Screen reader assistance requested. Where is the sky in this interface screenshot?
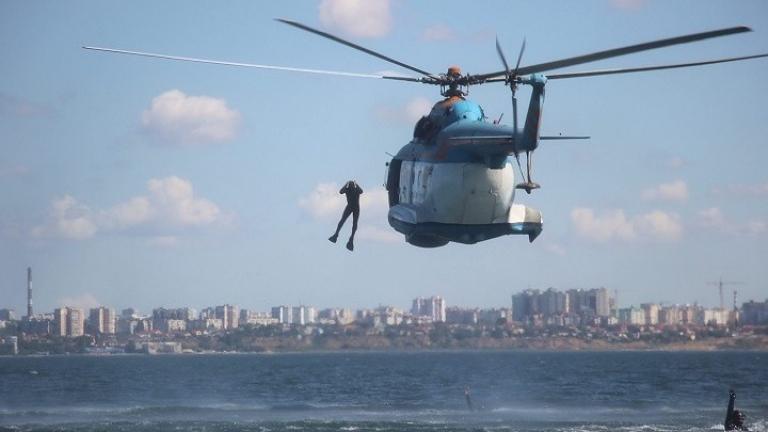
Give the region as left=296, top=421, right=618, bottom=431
left=1, top=0, right=767, bottom=315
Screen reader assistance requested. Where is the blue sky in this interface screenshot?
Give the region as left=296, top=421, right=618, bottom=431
left=1, top=0, right=767, bottom=315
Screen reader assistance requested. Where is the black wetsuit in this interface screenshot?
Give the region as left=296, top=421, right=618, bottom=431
left=464, top=388, right=473, bottom=411
left=725, top=391, right=749, bottom=431
left=331, top=181, right=363, bottom=249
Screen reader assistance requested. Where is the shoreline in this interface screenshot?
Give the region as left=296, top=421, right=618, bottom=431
left=7, top=344, right=768, bottom=357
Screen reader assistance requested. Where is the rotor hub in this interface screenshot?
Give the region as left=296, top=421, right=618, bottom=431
left=447, top=66, right=462, bottom=77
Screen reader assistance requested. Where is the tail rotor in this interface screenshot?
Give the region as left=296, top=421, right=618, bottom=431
left=497, top=37, right=539, bottom=193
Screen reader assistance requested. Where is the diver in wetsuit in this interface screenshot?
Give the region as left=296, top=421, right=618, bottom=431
left=464, top=386, right=474, bottom=411
left=329, top=180, right=363, bottom=251
left=725, top=389, right=749, bottom=431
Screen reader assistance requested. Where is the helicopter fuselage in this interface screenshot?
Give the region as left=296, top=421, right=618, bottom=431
left=386, top=90, right=545, bottom=248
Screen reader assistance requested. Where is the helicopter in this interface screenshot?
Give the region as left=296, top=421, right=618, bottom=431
left=84, top=21, right=768, bottom=248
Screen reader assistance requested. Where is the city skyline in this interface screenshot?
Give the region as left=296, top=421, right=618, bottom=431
left=1, top=1, right=767, bottom=313
left=3, top=278, right=763, bottom=321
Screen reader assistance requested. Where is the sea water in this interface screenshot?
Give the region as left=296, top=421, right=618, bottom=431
left=0, top=351, right=766, bottom=431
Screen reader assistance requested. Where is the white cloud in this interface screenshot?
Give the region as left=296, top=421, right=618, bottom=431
left=141, top=90, right=240, bottom=145
left=147, top=177, right=221, bottom=226
left=376, top=97, right=433, bottom=124
left=571, top=207, right=682, bottom=242
left=636, top=211, right=683, bottom=241
left=298, top=183, right=346, bottom=220
left=33, top=176, right=229, bottom=240
left=299, top=182, right=389, bottom=220
left=698, top=207, right=725, bottom=227
left=58, top=293, right=101, bottom=310
left=31, top=195, right=99, bottom=240
left=422, top=24, right=457, bottom=42
left=696, top=207, right=766, bottom=237
left=405, top=98, right=433, bottom=123
left=104, top=196, right=153, bottom=229
left=641, top=180, right=688, bottom=202
left=318, top=0, right=391, bottom=38
left=571, top=208, right=636, bottom=242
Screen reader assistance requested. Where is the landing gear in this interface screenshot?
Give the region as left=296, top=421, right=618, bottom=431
left=515, top=150, right=540, bottom=194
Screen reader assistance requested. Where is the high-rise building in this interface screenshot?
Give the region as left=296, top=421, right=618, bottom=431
left=593, top=288, right=611, bottom=317
left=291, top=306, right=306, bottom=325
left=446, top=307, right=478, bottom=325
left=741, top=300, right=768, bottom=325
left=153, top=307, right=196, bottom=330
left=215, top=305, right=239, bottom=329
left=89, top=307, right=116, bottom=334
left=567, top=289, right=590, bottom=316
left=68, top=308, right=84, bottom=337
left=428, top=297, right=445, bottom=322
left=271, top=305, right=292, bottom=324
left=512, top=290, right=535, bottom=322
left=215, top=305, right=229, bottom=328
left=680, top=305, right=699, bottom=325
left=239, top=309, right=250, bottom=325
left=411, top=296, right=446, bottom=322
left=618, top=307, right=646, bottom=325
left=640, top=303, right=660, bottom=325
left=318, top=308, right=354, bottom=324
left=0, top=309, right=16, bottom=321
left=199, top=307, right=216, bottom=320
left=161, top=319, right=187, bottom=333
left=55, top=307, right=84, bottom=337
left=660, top=305, right=681, bottom=325
left=540, top=288, right=568, bottom=316
left=303, top=306, right=316, bottom=324
left=121, top=308, right=139, bottom=319
left=54, top=308, right=68, bottom=336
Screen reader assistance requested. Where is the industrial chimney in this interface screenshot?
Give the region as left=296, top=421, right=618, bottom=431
left=27, top=267, right=32, bottom=319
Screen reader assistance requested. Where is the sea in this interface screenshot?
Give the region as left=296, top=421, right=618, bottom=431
left=0, top=351, right=766, bottom=432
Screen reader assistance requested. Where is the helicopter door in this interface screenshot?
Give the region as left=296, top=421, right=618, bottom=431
left=386, top=159, right=402, bottom=206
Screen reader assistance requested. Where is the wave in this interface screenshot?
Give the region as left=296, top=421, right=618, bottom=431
left=2, top=420, right=763, bottom=432
left=2, top=402, right=764, bottom=432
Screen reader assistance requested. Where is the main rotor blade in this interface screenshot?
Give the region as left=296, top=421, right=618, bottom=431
left=473, top=26, right=752, bottom=82
left=276, top=18, right=437, bottom=80
left=82, top=46, right=424, bottom=82
left=495, top=37, right=512, bottom=78
left=514, top=38, right=526, bottom=75
left=545, top=53, right=768, bottom=79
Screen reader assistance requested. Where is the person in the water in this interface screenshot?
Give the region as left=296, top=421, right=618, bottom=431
left=329, top=180, right=363, bottom=251
left=464, top=386, right=473, bottom=411
left=725, top=389, right=749, bottom=431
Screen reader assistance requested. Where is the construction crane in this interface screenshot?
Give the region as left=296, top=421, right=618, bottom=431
left=707, top=278, right=744, bottom=310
